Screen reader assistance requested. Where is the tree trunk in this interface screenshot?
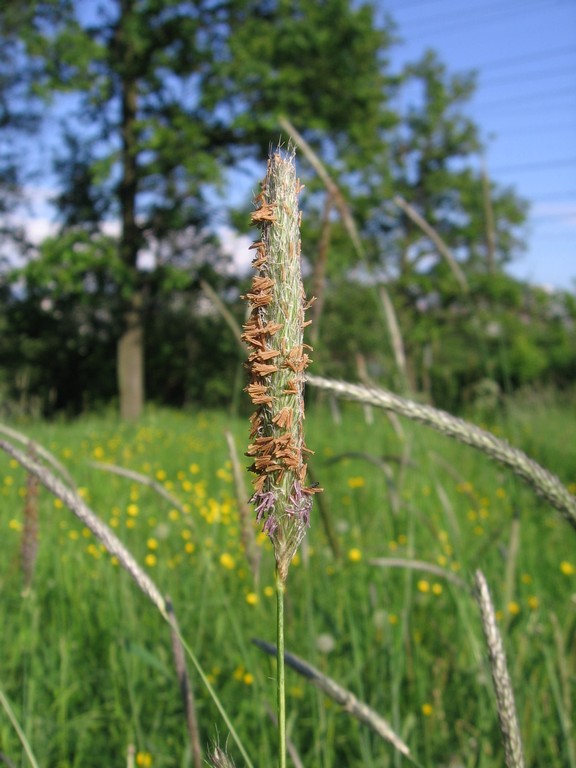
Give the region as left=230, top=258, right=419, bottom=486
left=117, top=0, right=144, bottom=419
left=117, top=291, right=144, bottom=421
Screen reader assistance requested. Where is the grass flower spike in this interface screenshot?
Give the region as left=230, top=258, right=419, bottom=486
left=243, top=144, right=319, bottom=584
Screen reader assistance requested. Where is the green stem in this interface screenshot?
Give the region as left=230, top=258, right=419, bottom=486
left=276, top=566, right=286, bottom=768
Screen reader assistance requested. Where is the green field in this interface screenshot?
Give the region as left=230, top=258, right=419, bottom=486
left=1, top=396, right=575, bottom=767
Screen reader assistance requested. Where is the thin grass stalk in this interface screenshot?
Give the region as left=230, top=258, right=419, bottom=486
left=200, top=279, right=244, bottom=348
left=327, top=450, right=411, bottom=517
left=21, top=447, right=39, bottom=593
left=264, top=703, right=305, bottom=768
left=549, top=613, right=576, bottom=768
left=378, top=286, right=409, bottom=389
left=89, top=461, right=190, bottom=520
left=225, top=430, right=260, bottom=585
left=369, top=557, right=468, bottom=590
left=434, top=479, right=462, bottom=548
left=172, top=622, right=255, bottom=768
left=503, top=511, right=521, bottom=622
left=0, top=688, right=40, bottom=768
left=0, top=422, right=76, bottom=488
left=481, top=157, right=497, bottom=274
left=276, top=568, right=286, bottom=768
left=309, top=190, right=334, bottom=346
left=306, top=463, right=340, bottom=561
left=252, top=638, right=411, bottom=757
left=355, top=353, right=374, bottom=424
left=393, top=195, right=469, bottom=293
left=306, top=375, right=576, bottom=530
left=165, top=596, right=202, bottom=768
left=474, top=570, right=525, bottom=768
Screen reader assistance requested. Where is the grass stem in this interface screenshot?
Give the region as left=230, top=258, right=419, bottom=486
left=0, top=687, right=40, bottom=768
left=276, top=567, right=287, bottom=768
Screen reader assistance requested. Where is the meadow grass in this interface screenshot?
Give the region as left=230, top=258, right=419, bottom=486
left=0, top=398, right=575, bottom=767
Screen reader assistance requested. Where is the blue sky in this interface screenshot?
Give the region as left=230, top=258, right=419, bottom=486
left=16, top=0, right=576, bottom=291
left=381, top=0, right=576, bottom=290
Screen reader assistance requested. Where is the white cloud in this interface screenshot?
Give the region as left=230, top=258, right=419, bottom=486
left=218, top=226, right=253, bottom=275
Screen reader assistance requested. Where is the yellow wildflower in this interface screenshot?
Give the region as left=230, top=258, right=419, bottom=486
left=219, top=553, right=235, bottom=570
left=245, top=592, right=258, bottom=606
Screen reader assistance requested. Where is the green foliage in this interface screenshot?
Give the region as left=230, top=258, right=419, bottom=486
left=387, top=270, right=576, bottom=408
left=339, top=49, right=529, bottom=279
left=302, top=266, right=576, bottom=412
left=221, top=0, right=395, bottom=157
left=18, top=230, right=126, bottom=298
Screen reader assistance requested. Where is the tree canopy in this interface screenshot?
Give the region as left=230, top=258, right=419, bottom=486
left=2, top=0, right=561, bottom=419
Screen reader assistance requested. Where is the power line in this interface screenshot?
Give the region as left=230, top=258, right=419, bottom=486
left=380, top=0, right=457, bottom=11
left=470, top=44, right=576, bottom=72
left=475, top=85, right=575, bottom=109
left=531, top=212, right=576, bottom=222
left=480, top=65, right=576, bottom=89
left=490, top=122, right=576, bottom=136
left=393, top=0, right=542, bottom=30
left=491, top=157, right=576, bottom=173
left=530, top=190, right=576, bottom=201
left=402, top=0, right=549, bottom=38
left=479, top=102, right=576, bottom=119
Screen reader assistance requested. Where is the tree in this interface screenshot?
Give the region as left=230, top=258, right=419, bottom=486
left=0, top=3, right=48, bottom=262
left=370, top=50, right=527, bottom=279
left=11, top=0, right=396, bottom=418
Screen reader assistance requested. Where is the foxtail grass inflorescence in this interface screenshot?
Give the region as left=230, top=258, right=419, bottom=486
left=242, top=144, right=320, bottom=584
left=474, top=570, right=525, bottom=768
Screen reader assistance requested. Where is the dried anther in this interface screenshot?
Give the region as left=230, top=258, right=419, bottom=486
left=248, top=349, right=280, bottom=362
left=244, top=383, right=273, bottom=405
left=272, top=407, right=293, bottom=429
left=251, top=202, right=276, bottom=224
left=242, top=145, right=321, bottom=583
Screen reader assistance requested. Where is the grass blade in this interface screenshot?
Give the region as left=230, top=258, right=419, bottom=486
left=0, top=687, right=40, bottom=768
